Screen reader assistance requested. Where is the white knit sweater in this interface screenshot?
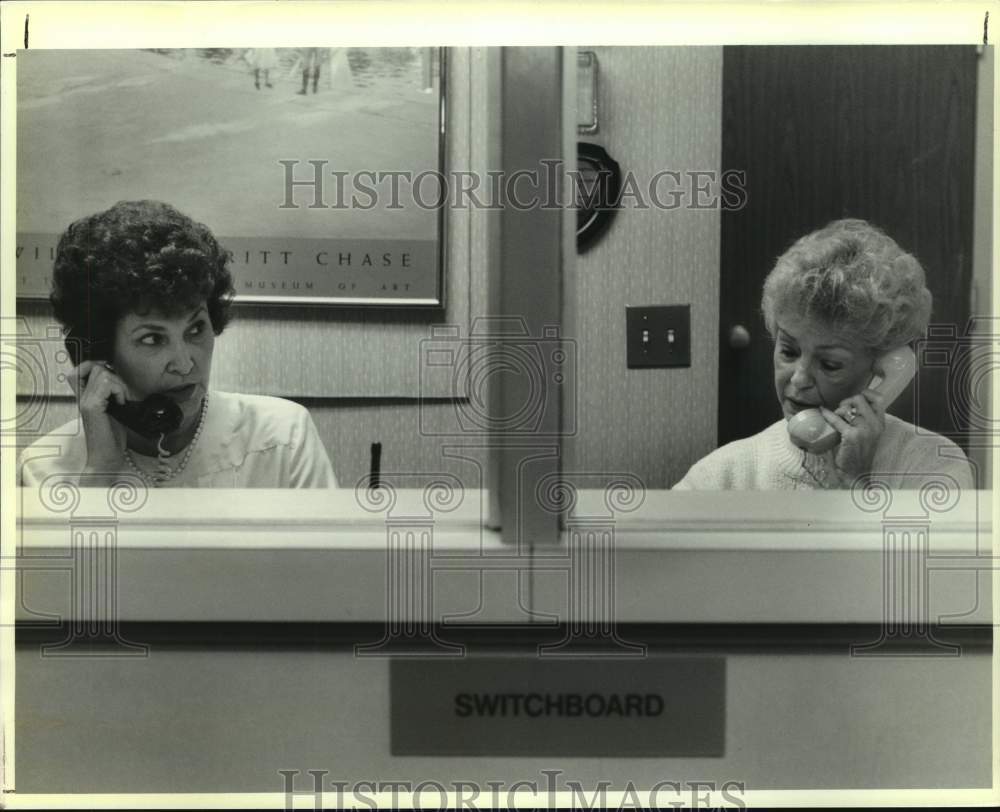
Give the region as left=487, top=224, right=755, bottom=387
left=673, top=415, right=975, bottom=490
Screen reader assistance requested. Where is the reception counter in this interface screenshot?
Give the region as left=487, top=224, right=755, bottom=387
left=11, top=487, right=994, bottom=796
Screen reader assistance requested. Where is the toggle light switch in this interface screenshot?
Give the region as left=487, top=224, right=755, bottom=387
left=626, top=305, right=691, bottom=368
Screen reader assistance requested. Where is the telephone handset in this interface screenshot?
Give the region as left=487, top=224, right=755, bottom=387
left=65, top=331, right=183, bottom=439
left=787, top=345, right=917, bottom=454
left=107, top=395, right=184, bottom=439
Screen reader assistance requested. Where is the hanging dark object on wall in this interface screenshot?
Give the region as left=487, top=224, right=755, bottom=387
left=576, top=141, right=622, bottom=253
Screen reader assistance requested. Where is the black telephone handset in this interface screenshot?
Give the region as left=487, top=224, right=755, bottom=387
left=787, top=346, right=917, bottom=454
left=65, top=332, right=183, bottom=439
left=107, top=395, right=183, bottom=439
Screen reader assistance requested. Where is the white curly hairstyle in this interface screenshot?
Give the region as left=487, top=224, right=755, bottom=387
left=761, top=218, right=932, bottom=354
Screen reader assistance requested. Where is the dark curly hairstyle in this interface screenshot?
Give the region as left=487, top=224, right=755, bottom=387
left=50, top=200, right=234, bottom=362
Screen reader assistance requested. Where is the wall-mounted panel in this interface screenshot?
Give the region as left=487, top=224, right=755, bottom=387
left=565, top=47, right=723, bottom=489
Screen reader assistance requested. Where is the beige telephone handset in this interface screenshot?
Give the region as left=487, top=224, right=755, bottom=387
left=787, top=346, right=917, bottom=454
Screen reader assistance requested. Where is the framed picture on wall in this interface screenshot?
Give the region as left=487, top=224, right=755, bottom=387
left=15, top=47, right=447, bottom=307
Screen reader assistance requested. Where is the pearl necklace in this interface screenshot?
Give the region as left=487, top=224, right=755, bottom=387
left=123, top=392, right=209, bottom=487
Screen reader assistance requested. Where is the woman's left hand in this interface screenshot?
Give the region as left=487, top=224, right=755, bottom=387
left=819, top=388, right=887, bottom=485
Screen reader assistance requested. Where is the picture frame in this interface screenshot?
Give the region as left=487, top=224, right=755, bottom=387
left=15, top=46, right=448, bottom=308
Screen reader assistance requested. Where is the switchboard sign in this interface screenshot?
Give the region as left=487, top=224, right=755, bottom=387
left=391, top=657, right=725, bottom=756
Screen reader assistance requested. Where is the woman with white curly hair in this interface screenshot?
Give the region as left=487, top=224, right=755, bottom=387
left=675, top=219, right=974, bottom=490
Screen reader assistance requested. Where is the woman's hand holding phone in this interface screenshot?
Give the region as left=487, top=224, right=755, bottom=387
left=66, top=360, right=131, bottom=475
left=820, top=387, right=887, bottom=484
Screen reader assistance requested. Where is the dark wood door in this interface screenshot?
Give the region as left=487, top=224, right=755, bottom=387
left=718, top=46, right=978, bottom=452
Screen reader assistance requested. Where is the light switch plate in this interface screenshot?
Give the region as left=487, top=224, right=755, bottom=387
left=626, top=305, right=691, bottom=368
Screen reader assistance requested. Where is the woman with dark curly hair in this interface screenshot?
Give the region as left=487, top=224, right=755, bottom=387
left=674, top=219, right=974, bottom=490
left=20, top=200, right=337, bottom=488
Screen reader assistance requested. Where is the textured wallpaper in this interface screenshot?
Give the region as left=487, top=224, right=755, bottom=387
left=564, top=47, right=723, bottom=489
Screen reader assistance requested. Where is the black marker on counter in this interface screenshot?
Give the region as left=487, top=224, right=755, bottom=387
left=369, top=442, right=382, bottom=489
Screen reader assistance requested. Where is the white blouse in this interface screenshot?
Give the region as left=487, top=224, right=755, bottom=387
left=18, top=391, right=337, bottom=489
